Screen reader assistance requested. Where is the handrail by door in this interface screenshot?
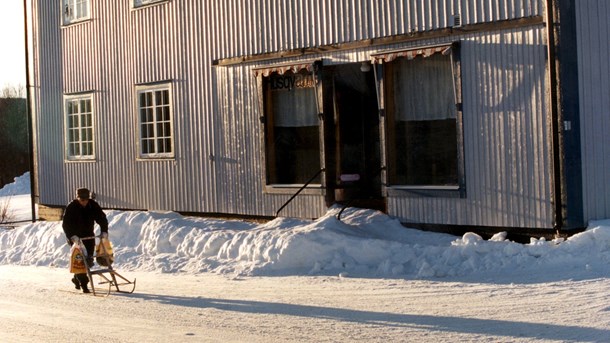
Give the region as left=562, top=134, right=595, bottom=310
left=275, top=168, right=325, bottom=217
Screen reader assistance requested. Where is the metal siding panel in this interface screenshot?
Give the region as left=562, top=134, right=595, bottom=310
left=34, top=0, right=67, bottom=205
left=387, top=28, right=553, bottom=228
left=93, top=1, right=128, bottom=208
left=62, top=1, right=134, bottom=209
left=33, top=0, right=547, bottom=221
left=179, top=0, right=215, bottom=213
left=577, top=0, right=610, bottom=221
left=461, top=0, right=542, bottom=25
left=213, top=53, right=335, bottom=217
left=213, top=0, right=545, bottom=59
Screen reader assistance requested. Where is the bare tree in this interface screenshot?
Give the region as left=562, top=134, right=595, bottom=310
left=0, top=196, right=14, bottom=226
left=1, top=84, right=25, bottom=99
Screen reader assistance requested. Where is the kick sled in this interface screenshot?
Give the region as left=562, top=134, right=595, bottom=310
left=78, top=236, right=136, bottom=296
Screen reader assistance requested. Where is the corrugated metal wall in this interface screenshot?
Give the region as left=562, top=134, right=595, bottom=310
left=576, top=0, right=610, bottom=222
left=31, top=1, right=66, bottom=204
left=32, top=0, right=552, bottom=225
left=212, top=0, right=543, bottom=59
left=388, top=27, right=552, bottom=227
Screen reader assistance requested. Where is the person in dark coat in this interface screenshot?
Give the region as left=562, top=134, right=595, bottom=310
left=62, top=188, right=109, bottom=293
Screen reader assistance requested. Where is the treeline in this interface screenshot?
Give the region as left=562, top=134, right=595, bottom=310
left=0, top=85, right=29, bottom=189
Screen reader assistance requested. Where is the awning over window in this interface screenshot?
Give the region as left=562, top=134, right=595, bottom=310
left=253, top=62, right=316, bottom=77
left=371, top=44, right=452, bottom=64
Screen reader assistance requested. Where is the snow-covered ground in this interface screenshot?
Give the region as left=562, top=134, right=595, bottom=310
left=1, top=173, right=609, bottom=342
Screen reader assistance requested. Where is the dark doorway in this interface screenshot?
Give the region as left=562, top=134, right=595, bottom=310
left=325, top=63, right=385, bottom=211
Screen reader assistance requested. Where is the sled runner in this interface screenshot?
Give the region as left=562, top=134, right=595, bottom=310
left=78, top=236, right=136, bottom=296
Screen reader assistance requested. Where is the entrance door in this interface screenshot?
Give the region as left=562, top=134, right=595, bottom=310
left=327, top=63, right=385, bottom=211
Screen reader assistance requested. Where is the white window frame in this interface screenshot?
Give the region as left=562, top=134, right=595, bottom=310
left=135, top=83, right=174, bottom=159
left=64, top=93, right=95, bottom=161
left=133, top=0, right=168, bottom=8
left=62, top=0, right=90, bottom=25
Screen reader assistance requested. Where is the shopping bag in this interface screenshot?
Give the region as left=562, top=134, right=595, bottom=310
left=69, top=243, right=87, bottom=274
left=95, top=237, right=114, bottom=266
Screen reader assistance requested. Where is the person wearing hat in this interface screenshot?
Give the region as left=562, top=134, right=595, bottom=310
left=62, top=188, right=109, bottom=293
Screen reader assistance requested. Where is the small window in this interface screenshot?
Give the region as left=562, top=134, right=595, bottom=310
left=136, top=83, right=174, bottom=159
left=64, top=94, right=94, bottom=161
left=63, top=0, right=90, bottom=25
left=133, top=0, right=167, bottom=8
left=262, top=70, right=321, bottom=186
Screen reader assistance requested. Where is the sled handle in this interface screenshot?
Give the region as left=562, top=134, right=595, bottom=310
left=80, top=236, right=98, bottom=241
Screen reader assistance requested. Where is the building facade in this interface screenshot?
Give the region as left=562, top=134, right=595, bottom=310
left=28, top=0, right=610, bottom=237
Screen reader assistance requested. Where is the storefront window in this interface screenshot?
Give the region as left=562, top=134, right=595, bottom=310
left=391, top=53, right=457, bottom=185
left=379, top=47, right=463, bottom=189
left=263, top=70, right=321, bottom=185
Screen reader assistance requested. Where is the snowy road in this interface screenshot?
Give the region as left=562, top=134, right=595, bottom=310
left=1, top=265, right=608, bottom=342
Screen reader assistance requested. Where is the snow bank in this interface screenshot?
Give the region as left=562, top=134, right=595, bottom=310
left=0, top=172, right=30, bottom=196
left=1, top=207, right=609, bottom=279
left=1, top=173, right=609, bottom=280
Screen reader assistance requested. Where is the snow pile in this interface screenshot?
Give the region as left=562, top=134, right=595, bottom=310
left=0, top=172, right=30, bottom=196
left=1, top=174, right=609, bottom=280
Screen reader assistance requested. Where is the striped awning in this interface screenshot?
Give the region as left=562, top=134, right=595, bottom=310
left=253, top=62, right=316, bottom=77
left=371, top=44, right=452, bottom=64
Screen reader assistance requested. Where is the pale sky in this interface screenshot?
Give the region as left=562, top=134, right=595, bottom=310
left=0, top=0, right=26, bottom=89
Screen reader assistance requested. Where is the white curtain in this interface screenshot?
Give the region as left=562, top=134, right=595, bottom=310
left=393, top=54, right=455, bottom=121
left=272, top=87, right=318, bottom=127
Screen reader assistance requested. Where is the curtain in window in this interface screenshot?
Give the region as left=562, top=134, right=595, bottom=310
left=271, top=87, right=318, bottom=127
left=393, top=54, right=455, bottom=121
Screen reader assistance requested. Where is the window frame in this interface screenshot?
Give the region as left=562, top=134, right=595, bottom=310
left=132, top=0, right=169, bottom=9
left=374, top=42, right=466, bottom=198
left=62, top=0, right=91, bottom=26
left=254, top=61, right=326, bottom=195
left=135, top=82, right=175, bottom=160
left=64, top=93, right=96, bottom=162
